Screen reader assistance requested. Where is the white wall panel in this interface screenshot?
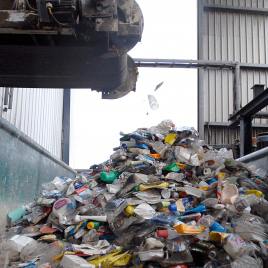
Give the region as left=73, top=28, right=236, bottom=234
left=200, top=0, right=268, bottom=125
left=0, top=88, right=63, bottom=159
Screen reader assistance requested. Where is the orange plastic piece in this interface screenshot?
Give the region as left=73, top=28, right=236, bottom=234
left=176, top=163, right=186, bottom=169
left=199, top=186, right=208, bottom=191
left=149, top=154, right=162, bottom=159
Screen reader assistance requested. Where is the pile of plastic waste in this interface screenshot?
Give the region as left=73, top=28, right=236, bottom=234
left=2, top=119, right=268, bottom=268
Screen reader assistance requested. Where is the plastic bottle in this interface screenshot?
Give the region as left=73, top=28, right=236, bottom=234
left=128, top=148, right=150, bottom=154
left=125, top=205, right=135, bottom=216
left=73, top=215, right=107, bottom=222
left=87, top=222, right=100, bottom=229
left=166, top=240, right=191, bottom=252
left=139, top=182, right=169, bottom=191
left=209, top=222, right=228, bottom=233
left=177, top=213, right=201, bottom=222
left=180, top=204, right=207, bottom=216
left=38, top=241, right=71, bottom=264
left=246, top=190, right=263, bottom=197
left=231, top=256, right=263, bottom=268
left=126, top=160, right=144, bottom=166
left=110, top=149, right=127, bottom=160
left=7, top=206, right=27, bottom=224
left=156, top=229, right=181, bottom=240
left=120, top=140, right=136, bottom=148
left=52, top=198, right=71, bottom=218
left=52, top=241, right=73, bottom=252
left=197, top=215, right=214, bottom=228
left=134, top=144, right=149, bottom=149
left=216, top=249, right=232, bottom=265
left=221, top=234, right=253, bottom=260
left=157, top=144, right=171, bottom=156
left=228, top=194, right=257, bottom=213
left=165, top=134, right=177, bottom=145
left=149, top=214, right=179, bottom=227
left=100, top=171, right=120, bottom=183
left=148, top=95, right=159, bottom=110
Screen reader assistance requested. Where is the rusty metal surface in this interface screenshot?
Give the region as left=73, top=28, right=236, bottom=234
left=0, top=46, right=137, bottom=97
left=0, top=0, right=143, bottom=99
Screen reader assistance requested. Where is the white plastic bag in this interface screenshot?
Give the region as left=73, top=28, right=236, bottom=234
left=20, top=240, right=48, bottom=262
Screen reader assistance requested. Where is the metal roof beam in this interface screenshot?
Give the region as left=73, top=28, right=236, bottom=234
left=134, top=59, right=235, bottom=69
left=203, top=4, right=268, bottom=15
left=240, top=63, right=268, bottom=70
left=134, top=59, right=268, bottom=70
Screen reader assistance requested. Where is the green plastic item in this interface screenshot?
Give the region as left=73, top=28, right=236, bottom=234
left=87, top=221, right=100, bottom=229
left=7, top=206, right=27, bottom=224
left=100, top=171, right=120, bottom=183
left=131, top=186, right=140, bottom=192
left=162, top=163, right=180, bottom=172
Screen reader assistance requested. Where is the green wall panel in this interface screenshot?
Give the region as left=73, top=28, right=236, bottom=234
left=0, top=125, right=75, bottom=227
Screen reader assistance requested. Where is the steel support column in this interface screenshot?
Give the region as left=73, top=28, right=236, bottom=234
left=229, top=88, right=268, bottom=157
left=240, top=116, right=252, bottom=157
left=62, top=88, right=71, bottom=165
left=234, top=63, right=241, bottom=112
left=198, top=70, right=205, bottom=140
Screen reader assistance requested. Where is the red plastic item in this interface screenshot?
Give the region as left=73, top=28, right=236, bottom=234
left=179, top=192, right=188, bottom=197
left=195, top=217, right=201, bottom=222
left=157, top=230, right=169, bottom=238
left=40, top=226, right=57, bottom=234
left=169, top=265, right=187, bottom=268
left=75, top=186, right=88, bottom=194
left=33, top=208, right=52, bottom=226
left=185, top=171, right=192, bottom=177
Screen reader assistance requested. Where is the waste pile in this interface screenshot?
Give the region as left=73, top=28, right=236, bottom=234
left=2, top=119, right=268, bottom=268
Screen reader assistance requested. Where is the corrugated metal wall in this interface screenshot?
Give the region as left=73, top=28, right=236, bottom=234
left=205, top=125, right=268, bottom=145
left=0, top=88, right=63, bottom=159
left=200, top=0, right=268, bottom=124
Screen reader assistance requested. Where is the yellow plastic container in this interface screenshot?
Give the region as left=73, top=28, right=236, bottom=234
left=173, top=224, right=205, bottom=234
left=210, top=231, right=230, bottom=242
left=217, top=172, right=226, bottom=181
left=139, top=182, right=169, bottom=191
left=165, top=134, right=177, bottom=145
left=246, top=190, right=263, bottom=197
left=176, top=163, right=186, bottom=169
left=125, top=205, right=135, bottom=216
